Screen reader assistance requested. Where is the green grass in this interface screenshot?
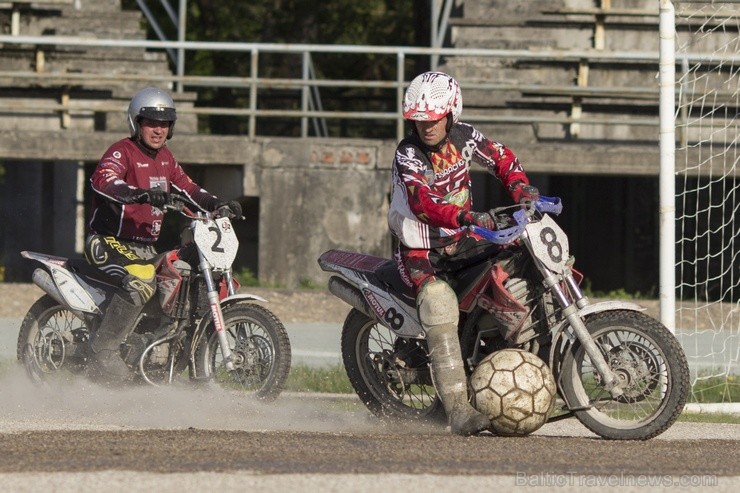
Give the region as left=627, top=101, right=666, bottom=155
left=678, top=412, right=740, bottom=424
left=580, top=278, right=655, bottom=299
left=689, top=374, right=740, bottom=403
left=232, top=267, right=284, bottom=288
left=285, top=364, right=354, bottom=394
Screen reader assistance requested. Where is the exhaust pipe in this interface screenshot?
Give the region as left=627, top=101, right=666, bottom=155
left=327, top=276, right=375, bottom=320
left=32, top=268, right=87, bottom=320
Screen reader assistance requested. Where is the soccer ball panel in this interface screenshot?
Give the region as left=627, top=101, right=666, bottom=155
left=469, top=364, right=493, bottom=392
left=473, top=387, right=503, bottom=419
left=469, top=349, right=556, bottom=436
left=490, top=367, right=516, bottom=394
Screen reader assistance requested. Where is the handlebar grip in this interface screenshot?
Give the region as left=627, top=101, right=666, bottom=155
left=535, top=196, right=563, bottom=215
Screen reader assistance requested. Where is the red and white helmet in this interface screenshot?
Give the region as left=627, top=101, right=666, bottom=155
left=403, top=71, right=462, bottom=123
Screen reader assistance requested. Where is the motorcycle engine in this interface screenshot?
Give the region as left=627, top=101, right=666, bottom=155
left=146, top=343, right=170, bottom=366
left=478, top=276, right=555, bottom=347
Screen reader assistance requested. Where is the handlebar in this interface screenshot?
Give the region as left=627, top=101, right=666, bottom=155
left=162, top=195, right=240, bottom=221
left=469, top=195, right=562, bottom=245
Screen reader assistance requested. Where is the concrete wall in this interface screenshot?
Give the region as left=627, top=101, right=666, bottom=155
left=253, top=138, right=395, bottom=288
left=0, top=133, right=396, bottom=288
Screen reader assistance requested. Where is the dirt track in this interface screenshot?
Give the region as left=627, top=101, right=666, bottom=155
left=0, top=369, right=738, bottom=491
left=1, top=283, right=738, bottom=491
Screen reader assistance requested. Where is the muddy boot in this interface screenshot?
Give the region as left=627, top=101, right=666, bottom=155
left=88, top=293, right=141, bottom=385
left=419, top=281, right=490, bottom=436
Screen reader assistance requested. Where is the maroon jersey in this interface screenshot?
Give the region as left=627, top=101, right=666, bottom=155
left=388, top=122, right=529, bottom=249
left=89, top=138, right=218, bottom=244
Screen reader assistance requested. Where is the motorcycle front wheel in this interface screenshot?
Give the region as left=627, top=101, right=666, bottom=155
left=341, top=308, right=445, bottom=423
left=193, top=302, right=291, bottom=401
left=559, top=310, right=690, bottom=440
left=17, top=295, right=90, bottom=383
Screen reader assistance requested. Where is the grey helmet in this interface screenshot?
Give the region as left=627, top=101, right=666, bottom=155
left=127, top=87, right=177, bottom=140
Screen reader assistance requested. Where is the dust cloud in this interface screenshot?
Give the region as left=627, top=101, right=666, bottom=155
left=0, top=364, right=438, bottom=435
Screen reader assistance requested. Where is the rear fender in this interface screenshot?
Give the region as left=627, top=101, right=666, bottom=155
left=23, top=251, right=100, bottom=315
left=331, top=276, right=424, bottom=339
left=319, top=249, right=424, bottom=338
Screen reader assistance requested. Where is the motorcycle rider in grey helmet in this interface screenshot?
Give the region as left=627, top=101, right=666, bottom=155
left=84, top=87, right=242, bottom=384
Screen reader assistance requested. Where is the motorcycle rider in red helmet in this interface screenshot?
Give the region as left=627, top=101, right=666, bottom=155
left=85, top=87, right=242, bottom=384
left=388, top=71, right=539, bottom=435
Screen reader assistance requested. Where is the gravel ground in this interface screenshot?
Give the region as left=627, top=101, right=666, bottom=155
left=1, top=283, right=737, bottom=492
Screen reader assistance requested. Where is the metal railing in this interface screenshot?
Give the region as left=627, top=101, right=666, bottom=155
left=1, top=34, right=732, bottom=140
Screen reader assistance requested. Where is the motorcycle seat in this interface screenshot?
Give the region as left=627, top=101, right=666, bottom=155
left=376, top=260, right=416, bottom=305
left=446, top=260, right=494, bottom=298
left=66, top=257, right=122, bottom=288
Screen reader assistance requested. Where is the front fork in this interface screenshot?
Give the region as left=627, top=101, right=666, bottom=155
left=198, top=251, right=236, bottom=371
left=527, top=240, right=624, bottom=398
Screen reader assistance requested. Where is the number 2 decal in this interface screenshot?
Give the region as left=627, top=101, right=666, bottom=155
left=208, top=226, right=225, bottom=253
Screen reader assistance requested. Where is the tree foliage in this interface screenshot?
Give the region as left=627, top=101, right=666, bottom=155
left=124, top=0, right=427, bottom=137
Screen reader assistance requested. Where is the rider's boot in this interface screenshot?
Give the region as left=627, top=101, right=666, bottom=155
left=88, top=292, right=142, bottom=384
left=418, top=280, right=491, bottom=436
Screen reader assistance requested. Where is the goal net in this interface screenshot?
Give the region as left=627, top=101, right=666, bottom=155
left=669, top=0, right=739, bottom=407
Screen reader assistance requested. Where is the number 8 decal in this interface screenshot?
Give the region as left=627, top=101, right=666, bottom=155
left=384, top=307, right=404, bottom=331
left=539, top=227, right=563, bottom=264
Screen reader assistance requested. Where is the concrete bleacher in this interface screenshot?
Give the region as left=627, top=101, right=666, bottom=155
left=0, top=0, right=195, bottom=133
left=0, top=0, right=736, bottom=290
left=0, top=0, right=73, bottom=36
left=445, top=0, right=739, bottom=143
left=444, top=0, right=661, bottom=142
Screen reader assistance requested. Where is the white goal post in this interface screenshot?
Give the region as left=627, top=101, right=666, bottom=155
left=660, top=0, right=739, bottom=408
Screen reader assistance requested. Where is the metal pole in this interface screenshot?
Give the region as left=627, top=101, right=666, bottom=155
left=658, top=0, right=676, bottom=332
left=397, top=52, right=406, bottom=141
left=301, top=52, right=309, bottom=137
left=176, top=0, right=186, bottom=93
left=249, top=48, right=258, bottom=139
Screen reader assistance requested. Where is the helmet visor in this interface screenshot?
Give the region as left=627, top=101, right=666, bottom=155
left=137, top=106, right=177, bottom=122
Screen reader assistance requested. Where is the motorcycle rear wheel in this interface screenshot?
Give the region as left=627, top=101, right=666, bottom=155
left=17, top=295, right=90, bottom=383
left=193, top=302, right=291, bottom=401
left=341, top=308, right=445, bottom=423
left=559, top=310, right=690, bottom=440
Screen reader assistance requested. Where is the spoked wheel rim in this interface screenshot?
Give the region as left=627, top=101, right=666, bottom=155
left=208, top=319, right=276, bottom=393
left=22, top=304, right=88, bottom=382
left=355, top=319, right=439, bottom=418
left=568, top=325, right=672, bottom=428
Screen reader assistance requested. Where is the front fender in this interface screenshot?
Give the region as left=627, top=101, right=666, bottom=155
left=220, top=293, right=268, bottom=307
left=548, top=300, right=646, bottom=369
left=192, top=293, right=269, bottom=339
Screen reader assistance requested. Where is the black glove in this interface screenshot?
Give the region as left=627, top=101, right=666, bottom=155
left=215, top=200, right=243, bottom=219
left=133, top=187, right=170, bottom=208
left=457, top=210, right=496, bottom=230
left=509, top=180, right=539, bottom=204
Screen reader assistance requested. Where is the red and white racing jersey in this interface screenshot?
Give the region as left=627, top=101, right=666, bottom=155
left=388, top=122, right=529, bottom=249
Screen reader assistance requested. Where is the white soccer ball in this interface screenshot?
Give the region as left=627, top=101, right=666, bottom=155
left=469, top=349, right=557, bottom=436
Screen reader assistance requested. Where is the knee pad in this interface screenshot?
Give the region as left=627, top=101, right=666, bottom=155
left=417, top=280, right=459, bottom=328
